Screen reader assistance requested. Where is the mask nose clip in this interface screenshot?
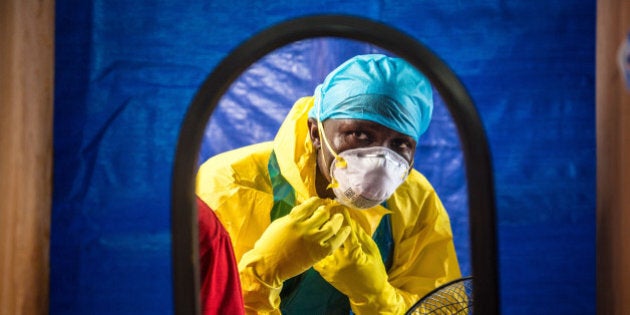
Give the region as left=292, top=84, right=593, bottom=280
left=359, top=152, right=386, bottom=158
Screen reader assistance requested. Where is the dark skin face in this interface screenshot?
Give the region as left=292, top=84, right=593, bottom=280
left=307, top=118, right=417, bottom=199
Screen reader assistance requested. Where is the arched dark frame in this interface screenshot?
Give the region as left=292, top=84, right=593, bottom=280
left=172, top=14, right=499, bottom=315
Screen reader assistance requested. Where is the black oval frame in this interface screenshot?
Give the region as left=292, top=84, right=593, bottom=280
left=171, top=14, right=499, bottom=315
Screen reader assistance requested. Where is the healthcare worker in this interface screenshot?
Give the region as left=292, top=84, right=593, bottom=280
left=196, top=54, right=461, bottom=314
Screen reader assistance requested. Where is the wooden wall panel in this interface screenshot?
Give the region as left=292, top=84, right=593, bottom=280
left=597, top=0, right=630, bottom=314
left=0, top=0, right=54, bottom=314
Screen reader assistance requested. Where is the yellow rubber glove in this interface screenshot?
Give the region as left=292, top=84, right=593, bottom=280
left=238, top=197, right=352, bottom=312
left=314, top=209, right=405, bottom=315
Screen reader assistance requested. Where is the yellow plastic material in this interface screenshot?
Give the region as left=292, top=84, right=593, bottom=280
left=196, top=96, right=461, bottom=314
left=238, top=197, right=350, bottom=287
left=315, top=209, right=405, bottom=314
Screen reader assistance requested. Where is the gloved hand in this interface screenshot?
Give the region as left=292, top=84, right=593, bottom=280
left=314, top=209, right=405, bottom=314
left=239, top=197, right=351, bottom=288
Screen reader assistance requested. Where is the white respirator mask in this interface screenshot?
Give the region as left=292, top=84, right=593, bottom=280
left=317, top=120, right=411, bottom=209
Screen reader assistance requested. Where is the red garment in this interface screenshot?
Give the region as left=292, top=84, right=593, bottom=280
left=198, top=197, right=245, bottom=315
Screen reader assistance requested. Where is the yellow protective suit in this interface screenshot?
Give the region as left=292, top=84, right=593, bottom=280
left=196, top=96, right=461, bottom=314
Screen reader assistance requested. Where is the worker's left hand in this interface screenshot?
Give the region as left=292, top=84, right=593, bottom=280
left=314, top=209, right=404, bottom=314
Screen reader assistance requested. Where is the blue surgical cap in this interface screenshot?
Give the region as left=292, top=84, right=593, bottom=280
left=308, top=54, right=433, bottom=142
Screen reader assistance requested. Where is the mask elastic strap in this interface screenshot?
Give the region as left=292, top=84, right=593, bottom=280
left=315, top=96, right=345, bottom=189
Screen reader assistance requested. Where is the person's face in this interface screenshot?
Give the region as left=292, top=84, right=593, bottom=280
left=308, top=118, right=416, bottom=183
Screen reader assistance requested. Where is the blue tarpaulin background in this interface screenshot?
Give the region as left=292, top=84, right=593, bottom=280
left=53, top=1, right=595, bottom=314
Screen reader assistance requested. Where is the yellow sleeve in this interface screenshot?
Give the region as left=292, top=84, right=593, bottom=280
left=386, top=171, right=462, bottom=311
left=196, top=142, right=284, bottom=313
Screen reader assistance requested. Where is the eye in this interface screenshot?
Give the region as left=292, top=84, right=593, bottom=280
left=391, top=138, right=412, bottom=150
left=349, top=130, right=370, bottom=141
left=341, top=129, right=372, bottom=147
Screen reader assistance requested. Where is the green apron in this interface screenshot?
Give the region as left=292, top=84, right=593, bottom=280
left=268, top=151, right=394, bottom=315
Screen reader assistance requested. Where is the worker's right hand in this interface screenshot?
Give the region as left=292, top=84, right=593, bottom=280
left=238, top=197, right=351, bottom=287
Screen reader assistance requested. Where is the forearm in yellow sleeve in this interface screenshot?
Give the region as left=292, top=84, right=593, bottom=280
left=238, top=263, right=282, bottom=314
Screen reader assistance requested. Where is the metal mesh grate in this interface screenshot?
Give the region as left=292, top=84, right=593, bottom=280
left=406, top=276, right=474, bottom=315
